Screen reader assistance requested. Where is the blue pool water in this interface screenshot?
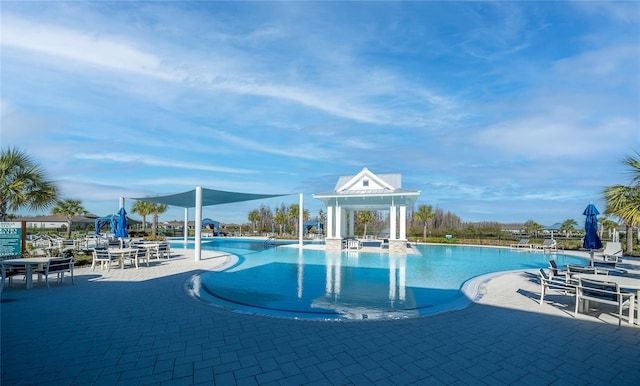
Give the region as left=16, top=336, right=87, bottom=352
left=181, top=239, right=588, bottom=320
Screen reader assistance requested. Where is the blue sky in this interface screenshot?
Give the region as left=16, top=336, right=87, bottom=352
left=2, top=1, right=639, bottom=226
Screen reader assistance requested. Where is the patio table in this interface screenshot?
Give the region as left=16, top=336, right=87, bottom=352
left=574, top=273, right=640, bottom=325
left=107, top=248, right=135, bottom=269
left=1, top=257, right=54, bottom=289
left=134, top=243, right=160, bottom=259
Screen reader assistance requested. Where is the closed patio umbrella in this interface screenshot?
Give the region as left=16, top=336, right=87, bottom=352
left=115, top=207, right=128, bottom=239
left=583, top=203, right=603, bottom=266
left=110, top=215, right=118, bottom=235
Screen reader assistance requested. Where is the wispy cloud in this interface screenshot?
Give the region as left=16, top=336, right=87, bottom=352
left=74, top=153, right=255, bottom=174
left=2, top=16, right=182, bottom=81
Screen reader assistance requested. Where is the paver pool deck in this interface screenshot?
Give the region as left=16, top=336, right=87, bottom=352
left=2, top=247, right=640, bottom=385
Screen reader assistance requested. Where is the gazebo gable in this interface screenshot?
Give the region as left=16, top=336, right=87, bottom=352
left=335, top=167, right=396, bottom=193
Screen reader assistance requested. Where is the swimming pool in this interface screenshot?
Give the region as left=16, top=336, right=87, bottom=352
left=183, top=239, right=588, bottom=321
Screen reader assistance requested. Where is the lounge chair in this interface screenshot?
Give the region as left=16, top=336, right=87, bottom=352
left=600, top=242, right=623, bottom=264
left=535, top=239, right=557, bottom=252
left=575, top=277, right=635, bottom=326
left=510, top=239, right=530, bottom=249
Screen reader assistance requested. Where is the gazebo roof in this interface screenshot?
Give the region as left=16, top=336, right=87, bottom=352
left=313, top=167, right=420, bottom=209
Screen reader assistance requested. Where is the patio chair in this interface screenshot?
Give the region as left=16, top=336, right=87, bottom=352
left=380, top=238, right=389, bottom=249
left=127, top=248, right=150, bottom=269
left=0, top=255, right=26, bottom=289
left=548, top=260, right=568, bottom=280
left=92, top=249, right=115, bottom=271
left=575, top=277, right=635, bottom=327
left=539, top=268, right=575, bottom=305
left=157, top=242, right=171, bottom=259
left=34, top=256, right=74, bottom=288
left=510, top=239, right=530, bottom=248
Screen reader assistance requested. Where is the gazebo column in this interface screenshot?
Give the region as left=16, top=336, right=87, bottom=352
left=335, top=205, right=343, bottom=238
left=399, top=205, right=407, bottom=240
left=389, top=205, right=397, bottom=240
left=348, top=209, right=355, bottom=237
left=388, top=204, right=408, bottom=254
left=325, top=204, right=342, bottom=251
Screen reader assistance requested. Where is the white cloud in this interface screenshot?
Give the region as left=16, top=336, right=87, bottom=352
left=1, top=16, right=182, bottom=81
left=74, top=152, right=255, bottom=174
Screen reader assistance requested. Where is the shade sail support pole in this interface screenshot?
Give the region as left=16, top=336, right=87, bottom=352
left=195, top=186, right=202, bottom=261
left=299, top=193, right=303, bottom=248
left=183, top=208, right=188, bottom=246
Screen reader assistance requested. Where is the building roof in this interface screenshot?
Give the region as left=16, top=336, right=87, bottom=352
left=313, top=167, right=420, bottom=209
left=14, top=215, right=97, bottom=224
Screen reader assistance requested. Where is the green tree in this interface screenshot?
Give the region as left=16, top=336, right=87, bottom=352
left=1, top=147, right=59, bottom=221
left=51, top=199, right=87, bottom=238
left=132, top=200, right=155, bottom=233
left=599, top=217, right=619, bottom=240
left=414, top=204, right=434, bottom=240
left=273, top=209, right=288, bottom=235
left=357, top=210, right=374, bottom=238
left=248, top=209, right=260, bottom=234
left=150, top=203, right=168, bottom=238
left=134, top=202, right=169, bottom=239
left=288, top=204, right=300, bottom=236
left=523, top=219, right=543, bottom=238
left=603, top=185, right=639, bottom=254
left=559, top=219, right=577, bottom=238
left=602, top=151, right=640, bottom=254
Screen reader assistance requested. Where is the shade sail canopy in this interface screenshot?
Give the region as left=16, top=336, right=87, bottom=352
left=202, top=218, right=219, bottom=229
left=132, top=188, right=289, bottom=208
left=303, top=221, right=324, bottom=231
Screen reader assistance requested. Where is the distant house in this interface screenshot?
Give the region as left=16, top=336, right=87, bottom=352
left=14, top=215, right=97, bottom=230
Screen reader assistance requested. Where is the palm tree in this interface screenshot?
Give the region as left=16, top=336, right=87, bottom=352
left=288, top=204, right=299, bottom=236
left=132, top=200, right=155, bottom=233
left=602, top=185, right=639, bottom=253
left=273, top=209, right=288, bottom=235
left=1, top=147, right=59, bottom=221
left=559, top=219, right=577, bottom=238
left=602, top=151, right=640, bottom=254
left=149, top=203, right=168, bottom=239
left=523, top=219, right=543, bottom=238
left=357, top=210, right=374, bottom=238
left=413, top=204, right=434, bottom=240
left=248, top=209, right=260, bottom=234
left=599, top=217, right=619, bottom=240
left=51, top=199, right=87, bottom=238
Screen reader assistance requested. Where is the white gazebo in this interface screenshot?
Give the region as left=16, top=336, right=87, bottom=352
left=313, top=167, right=420, bottom=253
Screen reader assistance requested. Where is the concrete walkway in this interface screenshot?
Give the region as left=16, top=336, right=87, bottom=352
left=2, top=249, right=640, bottom=385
